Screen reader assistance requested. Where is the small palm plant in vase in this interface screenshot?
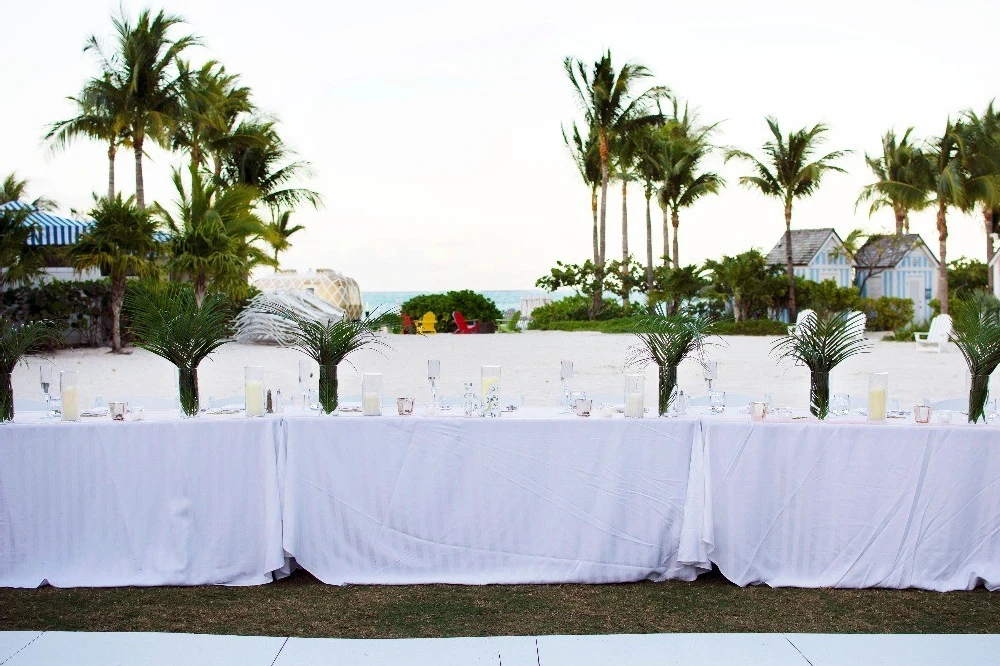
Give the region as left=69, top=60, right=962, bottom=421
left=772, top=311, right=870, bottom=419
left=261, top=303, right=400, bottom=414
left=0, top=317, right=60, bottom=422
left=950, top=292, right=1000, bottom=423
left=125, top=283, right=233, bottom=417
left=629, top=312, right=715, bottom=416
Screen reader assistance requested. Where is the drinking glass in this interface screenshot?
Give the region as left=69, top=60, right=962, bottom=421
left=624, top=373, right=644, bottom=418
left=427, top=360, right=441, bottom=411
left=831, top=393, right=850, bottom=417
left=750, top=402, right=767, bottom=421
left=60, top=371, right=80, bottom=422
left=298, top=360, right=313, bottom=410
left=39, top=362, right=55, bottom=418
left=709, top=390, right=726, bottom=415
left=914, top=404, right=932, bottom=424
left=703, top=361, right=718, bottom=392
left=560, top=360, right=574, bottom=410
left=245, top=366, right=265, bottom=417
left=986, top=399, right=998, bottom=423
left=889, top=398, right=901, bottom=415
left=868, top=372, right=888, bottom=423
left=362, top=373, right=383, bottom=416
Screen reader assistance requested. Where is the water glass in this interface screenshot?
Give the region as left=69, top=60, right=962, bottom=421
left=750, top=401, right=767, bottom=421
left=362, top=373, right=383, bottom=416
left=986, top=399, right=998, bottom=422
left=624, top=374, right=644, bottom=418
left=245, top=366, right=265, bottom=417
left=914, top=404, right=931, bottom=424
left=868, top=372, right=888, bottom=423
left=574, top=398, right=592, bottom=417
left=560, top=360, right=574, bottom=408
left=131, top=405, right=145, bottom=422
left=60, top=371, right=80, bottom=422
left=938, top=410, right=953, bottom=424
left=703, top=360, right=718, bottom=392
left=831, top=393, right=850, bottom=417
left=298, top=360, right=313, bottom=410
left=709, top=390, right=726, bottom=415
left=109, top=401, right=128, bottom=422
left=397, top=396, right=415, bottom=416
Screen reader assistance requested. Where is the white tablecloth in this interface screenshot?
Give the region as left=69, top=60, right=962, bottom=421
left=281, top=413, right=704, bottom=584
left=683, top=419, right=1000, bottom=591
left=0, top=414, right=285, bottom=587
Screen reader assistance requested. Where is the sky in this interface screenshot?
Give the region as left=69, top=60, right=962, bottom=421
left=2, top=0, right=997, bottom=291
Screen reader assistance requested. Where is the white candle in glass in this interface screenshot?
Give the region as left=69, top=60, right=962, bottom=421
left=60, top=371, right=80, bottom=422
left=361, top=373, right=383, bottom=416
left=625, top=392, right=644, bottom=418
left=245, top=367, right=265, bottom=417
left=868, top=372, right=888, bottom=422
left=481, top=366, right=501, bottom=401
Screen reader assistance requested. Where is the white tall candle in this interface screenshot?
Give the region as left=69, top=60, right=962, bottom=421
left=625, top=392, right=644, bottom=418
left=245, top=379, right=265, bottom=417
left=61, top=386, right=80, bottom=422
left=868, top=385, right=887, bottom=422
left=362, top=391, right=381, bottom=416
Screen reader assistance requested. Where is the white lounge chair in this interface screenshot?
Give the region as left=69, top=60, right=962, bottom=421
left=915, top=314, right=952, bottom=353
left=787, top=309, right=816, bottom=336
left=519, top=296, right=552, bottom=330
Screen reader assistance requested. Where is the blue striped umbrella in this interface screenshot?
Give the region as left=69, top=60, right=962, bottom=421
left=0, top=201, right=94, bottom=246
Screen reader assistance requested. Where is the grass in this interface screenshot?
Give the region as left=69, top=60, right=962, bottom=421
left=1, top=570, right=998, bottom=638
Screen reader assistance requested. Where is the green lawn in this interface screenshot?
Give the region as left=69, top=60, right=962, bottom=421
left=2, top=571, right=997, bottom=637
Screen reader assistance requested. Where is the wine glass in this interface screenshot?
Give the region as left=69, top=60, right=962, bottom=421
left=39, top=362, right=55, bottom=418
left=703, top=360, right=718, bottom=393
left=298, top=360, right=313, bottom=409
left=427, top=360, right=441, bottom=411
left=560, top=360, right=574, bottom=410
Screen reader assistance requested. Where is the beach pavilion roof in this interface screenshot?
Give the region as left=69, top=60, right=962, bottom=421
left=0, top=200, right=94, bottom=246
left=764, top=228, right=842, bottom=266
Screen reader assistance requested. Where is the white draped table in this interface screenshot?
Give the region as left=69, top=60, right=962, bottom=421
left=281, top=411, right=704, bottom=584
left=681, top=418, right=1000, bottom=591
left=0, top=413, right=286, bottom=588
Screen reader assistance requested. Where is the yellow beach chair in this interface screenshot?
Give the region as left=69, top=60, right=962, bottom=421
left=415, top=311, right=438, bottom=334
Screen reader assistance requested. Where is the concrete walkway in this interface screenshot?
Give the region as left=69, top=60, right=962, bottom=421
left=2, top=631, right=998, bottom=665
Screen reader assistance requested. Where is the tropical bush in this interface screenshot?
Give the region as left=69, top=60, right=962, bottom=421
left=400, top=290, right=502, bottom=333
left=948, top=257, right=989, bottom=295
left=797, top=279, right=861, bottom=318
left=711, top=319, right=789, bottom=336
left=528, top=295, right=623, bottom=329
left=859, top=297, right=914, bottom=331
left=1, top=280, right=110, bottom=348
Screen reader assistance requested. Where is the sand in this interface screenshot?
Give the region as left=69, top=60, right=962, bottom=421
left=8, top=331, right=989, bottom=413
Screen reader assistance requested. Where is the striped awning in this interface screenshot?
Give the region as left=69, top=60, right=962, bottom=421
left=0, top=201, right=94, bottom=246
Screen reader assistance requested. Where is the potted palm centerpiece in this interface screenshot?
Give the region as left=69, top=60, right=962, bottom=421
left=262, top=303, right=400, bottom=414
left=125, top=284, right=233, bottom=417
left=950, top=293, right=1000, bottom=423
left=0, top=317, right=59, bottom=422
left=629, top=312, right=715, bottom=416
left=772, top=311, right=870, bottom=419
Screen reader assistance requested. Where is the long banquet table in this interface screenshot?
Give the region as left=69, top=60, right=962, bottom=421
left=681, top=418, right=1000, bottom=591
left=280, top=410, right=705, bottom=584
left=0, top=413, right=286, bottom=587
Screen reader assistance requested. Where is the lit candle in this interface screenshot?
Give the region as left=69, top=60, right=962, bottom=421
left=61, top=385, right=80, bottom=422
left=362, top=391, right=381, bottom=416
left=245, top=379, right=265, bottom=417
left=625, top=392, right=644, bottom=418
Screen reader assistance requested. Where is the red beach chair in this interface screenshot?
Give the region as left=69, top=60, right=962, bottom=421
left=401, top=314, right=417, bottom=334
left=453, top=311, right=479, bottom=334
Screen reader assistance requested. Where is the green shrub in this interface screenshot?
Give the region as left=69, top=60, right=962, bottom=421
left=798, top=279, right=861, bottom=318
left=711, top=319, right=789, bottom=336
left=401, top=290, right=502, bottom=333
left=528, top=295, right=623, bottom=328
left=886, top=321, right=929, bottom=342
left=2, top=279, right=110, bottom=348
left=859, top=297, right=914, bottom=331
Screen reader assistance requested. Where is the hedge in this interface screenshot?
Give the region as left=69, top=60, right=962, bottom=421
left=401, top=290, right=502, bottom=333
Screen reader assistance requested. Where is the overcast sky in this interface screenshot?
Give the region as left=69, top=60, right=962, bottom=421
left=2, top=0, right=996, bottom=291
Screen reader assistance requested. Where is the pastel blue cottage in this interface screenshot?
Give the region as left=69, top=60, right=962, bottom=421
left=765, top=228, right=853, bottom=287
left=854, top=234, right=939, bottom=323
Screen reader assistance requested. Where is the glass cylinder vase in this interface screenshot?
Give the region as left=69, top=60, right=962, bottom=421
left=624, top=373, right=644, bottom=418
left=1, top=373, right=12, bottom=423
left=60, top=370, right=80, bottom=422
left=362, top=372, right=383, bottom=416
left=810, top=370, right=830, bottom=419
left=481, top=365, right=501, bottom=417
left=245, top=366, right=265, bottom=417
left=657, top=365, right=677, bottom=417
left=867, top=372, right=888, bottom=423
left=177, top=367, right=199, bottom=418
left=968, top=373, right=990, bottom=424
left=318, top=363, right=338, bottom=415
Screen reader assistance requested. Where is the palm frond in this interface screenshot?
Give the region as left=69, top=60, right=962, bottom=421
left=0, top=318, right=61, bottom=373
left=950, top=291, right=1000, bottom=377
left=772, top=311, right=871, bottom=372
left=627, top=312, right=716, bottom=369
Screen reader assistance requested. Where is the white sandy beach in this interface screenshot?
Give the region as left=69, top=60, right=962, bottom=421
left=8, top=331, right=989, bottom=413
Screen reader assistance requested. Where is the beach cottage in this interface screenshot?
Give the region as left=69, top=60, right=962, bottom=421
left=854, top=234, right=938, bottom=323
left=764, top=228, right=852, bottom=287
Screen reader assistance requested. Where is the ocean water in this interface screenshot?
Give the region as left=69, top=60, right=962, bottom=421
left=362, top=289, right=574, bottom=315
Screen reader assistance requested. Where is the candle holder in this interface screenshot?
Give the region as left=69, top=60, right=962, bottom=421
left=868, top=372, right=888, bottom=423
left=624, top=373, right=644, bottom=418
left=914, top=404, right=932, bottom=424
left=245, top=366, right=265, bottom=417
left=362, top=373, right=383, bottom=416
left=481, top=365, right=501, bottom=417
left=60, top=370, right=80, bottom=422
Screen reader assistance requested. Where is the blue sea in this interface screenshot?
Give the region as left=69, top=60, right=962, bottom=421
left=362, top=289, right=575, bottom=315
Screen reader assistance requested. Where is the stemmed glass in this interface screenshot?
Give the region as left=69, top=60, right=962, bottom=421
left=560, top=360, right=574, bottom=411
left=427, top=360, right=441, bottom=411
left=39, top=362, right=55, bottom=418
left=298, top=359, right=313, bottom=410
left=703, top=360, right=718, bottom=393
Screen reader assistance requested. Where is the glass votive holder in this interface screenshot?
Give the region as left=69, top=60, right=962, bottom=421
left=362, top=373, right=383, bottom=416
left=574, top=398, right=592, bottom=417
left=938, top=410, right=952, bottom=424
left=131, top=405, right=145, bottom=422
left=397, top=396, right=415, bottom=415
left=624, top=373, right=644, bottom=418
left=709, top=390, right=726, bottom=415
left=868, top=372, right=888, bottom=423
left=914, top=404, right=931, bottom=424
left=245, top=366, right=265, bottom=417
left=750, top=401, right=767, bottom=421
left=109, top=401, right=128, bottom=422
left=60, top=371, right=80, bottom=422
left=831, top=393, right=850, bottom=416
left=600, top=403, right=614, bottom=418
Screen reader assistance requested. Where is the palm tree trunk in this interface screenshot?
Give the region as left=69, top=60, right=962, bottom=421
left=894, top=206, right=906, bottom=236
left=194, top=272, right=207, bottom=309
left=594, top=137, right=609, bottom=316
left=660, top=203, right=670, bottom=267
left=134, top=131, right=145, bottom=209
left=644, top=193, right=653, bottom=292
left=591, top=185, right=599, bottom=266
left=107, top=143, right=116, bottom=201
left=936, top=202, right=949, bottom=315
left=671, top=208, right=680, bottom=268
left=986, top=207, right=997, bottom=294
left=621, top=179, right=629, bottom=310
left=784, top=203, right=797, bottom=321
left=110, top=272, right=125, bottom=352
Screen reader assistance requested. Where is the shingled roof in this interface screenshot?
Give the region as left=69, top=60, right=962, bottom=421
left=854, top=234, right=937, bottom=268
left=765, top=228, right=840, bottom=266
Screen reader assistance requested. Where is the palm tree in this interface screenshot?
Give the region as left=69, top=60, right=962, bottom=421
left=173, top=60, right=254, bottom=171
left=46, top=73, right=130, bottom=201
left=0, top=173, right=57, bottom=210
left=924, top=120, right=970, bottom=315
left=962, top=103, right=1000, bottom=292
left=0, top=205, right=45, bottom=293
left=612, top=130, right=644, bottom=310
left=633, top=126, right=664, bottom=291
left=563, top=122, right=602, bottom=266
left=70, top=195, right=161, bottom=352
left=656, top=103, right=724, bottom=270
left=86, top=8, right=199, bottom=208
left=263, top=210, right=305, bottom=270
left=157, top=166, right=272, bottom=306
left=856, top=128, right=933, bottom=235
left=563, top=51, right=665, bottom=310
left=725, top=118, right=847, bottom=319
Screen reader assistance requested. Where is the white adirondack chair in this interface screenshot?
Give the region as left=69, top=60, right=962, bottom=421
left=787, top=309, right=816, bottom=335
left=915, top=314, right=952, bottom=353
left=845, top=310, right=867, bottom=340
